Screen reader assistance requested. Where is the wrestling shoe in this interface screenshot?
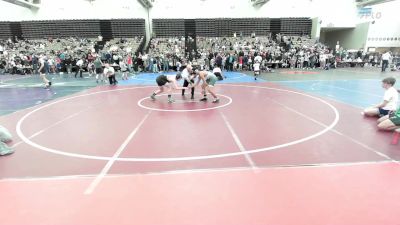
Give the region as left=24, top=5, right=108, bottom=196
left=212, top=98, right=220, bottom=103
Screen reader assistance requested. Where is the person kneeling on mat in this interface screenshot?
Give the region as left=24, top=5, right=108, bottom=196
left=0, top=125, right=14, bottom=156
left=150, top=73, right=189, bottom=103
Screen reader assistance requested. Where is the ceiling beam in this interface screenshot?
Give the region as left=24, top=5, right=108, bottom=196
left=356, top=0, right=395, bottom=7
left=1, top=0, right=40, bottom=10
left=251, top=0, right=269, bottom=7
left=137, top=0, right=152, bottom=9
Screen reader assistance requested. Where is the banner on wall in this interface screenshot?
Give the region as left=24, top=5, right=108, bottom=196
left=358, top=7, right=382, bottom=20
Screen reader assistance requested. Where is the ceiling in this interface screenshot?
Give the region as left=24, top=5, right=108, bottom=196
left=355, top=0, right=397, bottom=7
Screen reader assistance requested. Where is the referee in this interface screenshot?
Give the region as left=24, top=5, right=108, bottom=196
left=181, top=64, right=195, bottom=99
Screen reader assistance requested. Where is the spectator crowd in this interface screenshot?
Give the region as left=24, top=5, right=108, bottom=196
left=1, top=33, right=399, bottom=77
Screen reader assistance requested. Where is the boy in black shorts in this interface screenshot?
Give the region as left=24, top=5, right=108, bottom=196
left=150, top=73, right=188, bottom=103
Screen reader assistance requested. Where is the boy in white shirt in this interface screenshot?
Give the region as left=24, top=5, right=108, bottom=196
left=119, top=61, right=128, bottom=80
left=363, top=77, right=398, bottom=117
left=253, top=59, right=260, bottom=80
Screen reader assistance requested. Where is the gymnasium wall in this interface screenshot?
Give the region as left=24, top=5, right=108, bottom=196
left=0, top=0, right=147, bottom=20
left=150, top=0, right=358, bottom=28
left=360, top=0, right=400, bottom=49
left=314, top=0, right=358, bottom=28
left=0, top=0, right=361, bottom=42
left=150, top=0, right=313, bottom=19
left=320, top=22, right=370, bottom=51
left=0, top=0, right=32, bottom=21
left=0, top=0, right=151, bottom=41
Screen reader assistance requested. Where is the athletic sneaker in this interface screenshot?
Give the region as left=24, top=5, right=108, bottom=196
left=168, top=98, right=175, bottom=103
left=199, top=97, right=208, bottom=102
left=150, top=95, right=156, bottom=100
left=212, top=99, right=220, bottom=103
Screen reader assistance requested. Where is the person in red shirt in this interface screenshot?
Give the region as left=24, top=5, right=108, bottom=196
left=127, top=54, right=133, bottom=73
left=238, top=56, right=243, bottom=71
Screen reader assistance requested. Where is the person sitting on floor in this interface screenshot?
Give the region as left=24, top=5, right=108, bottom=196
left=377, top=107, right=400, bottom=131
left=363, top=77, right=398, bottom=117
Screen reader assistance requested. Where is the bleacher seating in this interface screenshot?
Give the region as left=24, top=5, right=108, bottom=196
left=0, top=19, right=146, bottom=40
left=20, top=20, right=101, bottom=39
left=152, top=19, right=185, bottom=37
left=148, top=37, right=185, bottom=57
left=154, top=17, right=311, bottom=38
left=107, top=37, right=144, bottom=55
left=0, top=22, right=12, bottom=40
left=281, top=18, right=312, bottom=36
left=195, top=18, right=271, bottom=37
left=111, top=19, right=146, bottom=38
